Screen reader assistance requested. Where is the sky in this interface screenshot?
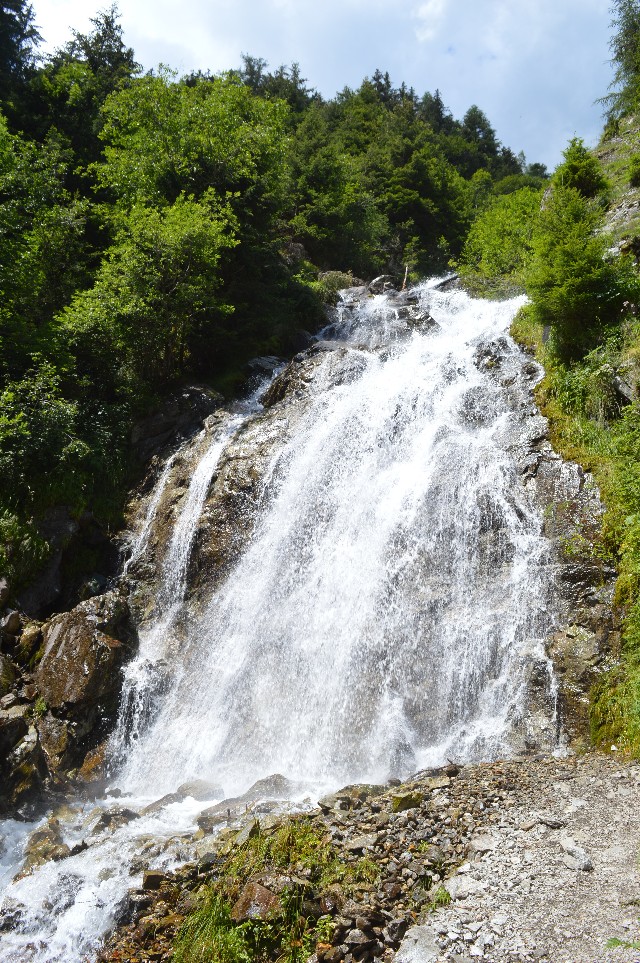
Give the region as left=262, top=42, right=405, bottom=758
left=30, top=0, right=615, bottom=172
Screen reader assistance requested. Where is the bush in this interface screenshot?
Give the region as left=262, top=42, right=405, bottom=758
left=525, top=186, right=623, bottom=359
left=553, top=137, right=609, bottom=198
left=629, top=153, right=640, bottom=187
left=458, top=187, right=541, bottom=297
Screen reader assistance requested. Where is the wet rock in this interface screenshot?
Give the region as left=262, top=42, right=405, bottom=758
left=22, top=820, right=71, bottom=873
left=90, top=806, right=140, bottom=835
left=140, top=792, right=183, bottom=815
left=368, top=275, right=396, bottom=294
left=231, top=881, right=280, bottom=921
left=176, top=778, right=224, bottom=800
left=143, top=870, right=168, bottom=891
left=36, top=591, right=137, bottom=747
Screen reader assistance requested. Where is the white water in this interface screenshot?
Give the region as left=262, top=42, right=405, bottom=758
left=0, top=283, right=560, bottom=961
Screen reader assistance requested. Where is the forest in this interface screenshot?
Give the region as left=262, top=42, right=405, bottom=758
left=0, top=2, right=549, bottom=594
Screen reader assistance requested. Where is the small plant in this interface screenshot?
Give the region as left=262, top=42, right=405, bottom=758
left=33, top=696, right=47, bottom=718
left=427, top=885, right=452, bottom=910
left=607, top=935, right=640, bottom=949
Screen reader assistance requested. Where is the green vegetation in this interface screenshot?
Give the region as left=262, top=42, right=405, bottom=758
left=0, top=2, right=546, bottom=595
left=174, top=817, right=379, bottom=963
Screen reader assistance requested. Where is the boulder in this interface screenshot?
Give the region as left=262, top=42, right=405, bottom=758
left=231, top=881, right=280, bottom=922
left=36, top=591, right=136, bottom=725
left=175, top=778, right=224, bottom=801
left=0, top=578, right=9, bottom=609
left=21, top=820, right=71, bottom=874
left=395, top=926, right=440, bottom=963
left=1, top=610, right=21, bottom=636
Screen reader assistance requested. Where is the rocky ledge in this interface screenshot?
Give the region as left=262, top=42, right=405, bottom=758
left=95, top=753, right=640, bottom=963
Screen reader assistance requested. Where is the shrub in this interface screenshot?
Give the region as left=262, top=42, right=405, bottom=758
left=629, top=153, right=640, bottom=187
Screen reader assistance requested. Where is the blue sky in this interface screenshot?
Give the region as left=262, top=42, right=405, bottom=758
left=32, top=0, right=614, bottom=171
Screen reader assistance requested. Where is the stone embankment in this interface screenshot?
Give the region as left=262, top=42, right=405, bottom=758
left=97, top=753, right=640, bottom=963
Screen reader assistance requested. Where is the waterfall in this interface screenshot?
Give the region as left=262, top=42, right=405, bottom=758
left=116, top=282, right=557, bottom=799
left=0, top=282, right=561, bottom=963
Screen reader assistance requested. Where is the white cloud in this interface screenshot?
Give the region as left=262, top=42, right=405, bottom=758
left=412, top=0, right=449, bottom=42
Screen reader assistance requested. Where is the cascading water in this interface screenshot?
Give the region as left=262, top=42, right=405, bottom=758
left=0, top=282, right=562, bottom=962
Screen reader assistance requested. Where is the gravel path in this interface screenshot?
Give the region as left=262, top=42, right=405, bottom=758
left=406, top=754, right=640, bottom=963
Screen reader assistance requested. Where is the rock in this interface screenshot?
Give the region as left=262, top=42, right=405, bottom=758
left=231, top=881, right=280, bottom=922
left=0, top=654, right=17, bottom=697
left=22, top=820, right=71, bottom=874
left=392, top=791, right=423, bottom=812
left=36, top=591, right=137, bottom=744
left=559, top=836, right=593, bottom=871
left=0, top=713, right=47, bottom=812
left=468, top=833, right=498, bottom=854
left=423, top=774, right=451, bottom=791
left=0, top=578, right=9, bottom=609
left=142, top=870, right=167, bottom=891
left=131, top=386, right=224, bottom=462
left=2, top=610, right=21, bottom=636
left=175, top=778, right=224, bottom=800
left=90, top=807, right=140, bottom=835
left=247, top=357, right=284, bottom=377
left=140, top=793, right=183, bottom=816
left=234, top=819, right=260, bottom=847
left=36, top=713, right=73, bottom=771
left=395, top=925, right=440, bottom=963
left=444, top=875, right=485, bottom=900
left=344, top=834, right=378, bottom=852
left=14, top=623, right=42, bottom=667
left=368, top=275, right=396, bottom=294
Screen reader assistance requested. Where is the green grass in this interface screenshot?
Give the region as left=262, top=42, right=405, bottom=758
left=174, top=817, right=380, bottom=963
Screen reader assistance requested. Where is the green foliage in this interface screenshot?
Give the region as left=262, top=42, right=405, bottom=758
left=0, top=0, right=40, bottom=106
left=629, top=152, right=640, bottom=186
left=175, top=818, right=378, bottom=963
left=174, top=892, right=251, bottom=963
left=427, top=885, right=452, bottom=910
left=0, top=509, right=48, bottom=585
left=458, top=187, right=541, bottom=297
left=60, top=193, right=238, bottom=388
left=602, top=0, right=640, bottom=120
left=524, top=186, right=623, bottom=359
left=97, top=70, right=288, bottom=212
left=553, top=137, right=609, bottom=199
